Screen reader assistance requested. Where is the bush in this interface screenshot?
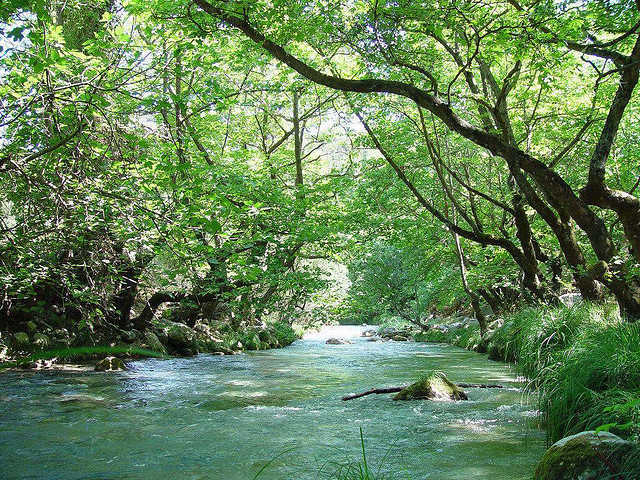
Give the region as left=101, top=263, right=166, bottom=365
left=271, top=321, right=298, bottom=346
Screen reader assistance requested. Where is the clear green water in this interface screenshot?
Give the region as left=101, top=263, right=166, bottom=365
left=0, top=326, right=545, bottom=479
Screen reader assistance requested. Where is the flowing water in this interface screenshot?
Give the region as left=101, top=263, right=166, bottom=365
left=0, top=326, right=545, bottom=479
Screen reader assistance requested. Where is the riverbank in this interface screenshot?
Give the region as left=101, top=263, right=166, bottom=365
left=410, top=301, right=640, bottom=478
left=0, top=319, right=299, bottom=371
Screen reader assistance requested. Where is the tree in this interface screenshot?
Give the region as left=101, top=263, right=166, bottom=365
left=185, top=0, right=640, bottom=318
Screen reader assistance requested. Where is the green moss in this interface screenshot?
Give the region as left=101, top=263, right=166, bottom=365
left=393, top=371, right=467, bottom=401
left=534, top=432, right=635, bottom=480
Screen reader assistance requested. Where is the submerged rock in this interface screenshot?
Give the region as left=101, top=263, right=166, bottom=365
left=326, top=338, right=351, bottom=345
left=393, top=372, right=468, bottom=401
left=534, top=431, right=633, bottom=480
left=94, top=356, right=126, bottom=372
left=58, top=394, right=106, bottom=405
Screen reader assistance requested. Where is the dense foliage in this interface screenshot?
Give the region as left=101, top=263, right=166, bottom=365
left=1, top=0, right=639, bottom=346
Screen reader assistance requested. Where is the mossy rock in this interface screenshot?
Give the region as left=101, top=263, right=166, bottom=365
left=140, top=331, right=167, bottom=355
left=32, top=333, right=50, bottom=350
left=534, top=431, right=633, bottom=480
left=12, top=332, right=31, bottom=349
left=95, top=356, right=127, bottom=372
left=120, top=330, right=138, bottom=344
left=391, top=335, right=409, bottom=341
left=165, top=322, right=199, bottom=356
left=393, top=371, right=468, bottom=401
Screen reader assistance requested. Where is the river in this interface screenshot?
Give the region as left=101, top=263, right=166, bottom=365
left=0, top=325, right=545, bottom=479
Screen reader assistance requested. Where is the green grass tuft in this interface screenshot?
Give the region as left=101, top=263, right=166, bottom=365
left=417, top=301, right=640, bottom=446
left=18, top=345, right=166, bottom=365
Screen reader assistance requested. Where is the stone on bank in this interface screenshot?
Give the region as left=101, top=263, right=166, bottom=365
left=95, top=356, right=127, bottom=371
left=534, top=430, right=633, bottom=480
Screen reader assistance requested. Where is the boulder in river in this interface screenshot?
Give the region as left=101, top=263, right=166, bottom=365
left=534, top=431, right=633, bottom=480
left=326, top=338, right=351, bottom=345
left=95, top=356, right=126, bottom=372
left=393, top=372, right=468, bottom=401
left=361, top=329, right=377, bottom=337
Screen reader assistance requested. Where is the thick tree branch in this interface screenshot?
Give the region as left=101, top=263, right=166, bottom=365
left=193, top=0, right=614, bottom=263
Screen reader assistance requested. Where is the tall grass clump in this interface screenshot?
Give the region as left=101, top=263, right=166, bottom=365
left=486, top=302, right=616, bottom=379
left=323, top=428, right=391, bottom=480
left=482, top=301, right=640, bottom=443
left=537, top=321, right=640, bottom=442
left=424, top=300, right=640, bottom=447
left=516, top=303, right=613, bottom=380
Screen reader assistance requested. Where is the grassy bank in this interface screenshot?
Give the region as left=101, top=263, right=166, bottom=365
left=0, top=345, right=165, bottom=371
left=1, top=321, right=300, bottom=371
left=416, top=302, right=640, bottom=445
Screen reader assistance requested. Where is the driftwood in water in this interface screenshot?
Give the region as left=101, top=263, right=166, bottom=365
left=342, top=387, right=405, bottom=401
left=342, top=382, right=503, bottom=401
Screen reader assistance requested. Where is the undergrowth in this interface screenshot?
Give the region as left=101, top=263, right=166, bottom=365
left=418, top=301, right=640, bottom=446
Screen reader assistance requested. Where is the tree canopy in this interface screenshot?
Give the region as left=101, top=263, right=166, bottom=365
left=1, top=0, right=639, bottom=339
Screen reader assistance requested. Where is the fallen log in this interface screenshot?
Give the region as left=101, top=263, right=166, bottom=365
left=342, top=382, right=503, bottom=401
left=342, top=387, right=405, bottom=401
